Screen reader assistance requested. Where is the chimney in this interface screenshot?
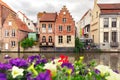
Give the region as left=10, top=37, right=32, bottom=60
left=43, top=11, right=46, bottom=14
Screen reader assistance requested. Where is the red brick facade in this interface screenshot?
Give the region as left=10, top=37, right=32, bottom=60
left=1, top=13, right=31, bottom=51
left=55, top=6, right=75, bottom=48
left=38, top=13, right=57, bottom=47
left=38, top=6, right=75, bottom=48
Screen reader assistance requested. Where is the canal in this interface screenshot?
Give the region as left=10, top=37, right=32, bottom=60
left=0, top=52, right=120, bottom=72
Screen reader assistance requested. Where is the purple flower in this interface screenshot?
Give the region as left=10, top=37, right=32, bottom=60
left=4, top=55, right=11, bottom=59
left=0, top=63, right=12, bottom=70
left=28, top=55, right=47, bottom=66
left=113, top=70, right=119, bottom=74
left=35, top=70, right=51, bottom=80
left=9, top=58, right=28, bottom=67
left=95, top=69, right=100, bottom=74
left=61, top=62, right=74, bottom=72
left=0, top=73, right=7, bottom=80
left=26, top=72, right=35, bottom=80
left=28, top=55, right=41, bottom=63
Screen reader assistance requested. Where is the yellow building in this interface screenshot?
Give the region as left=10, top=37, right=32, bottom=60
left=91, top=0, right=120, bottom=50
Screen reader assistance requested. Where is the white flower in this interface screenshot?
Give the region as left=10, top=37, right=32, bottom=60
left=52, top=58, right=62, bottom=66
left=95, top=65, right=120, bottom=80
left=95, top=65, right=111, bottom=76
left=44, top=62, right=57, bottom=77
left=12, top=66, right=24, bottom=78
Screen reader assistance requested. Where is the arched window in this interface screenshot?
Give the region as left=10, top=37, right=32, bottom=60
left=42, top=36, right=46, bottom=42
left=48, top=36, right=52, bottom=42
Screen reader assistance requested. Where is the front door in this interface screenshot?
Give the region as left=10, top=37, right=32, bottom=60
left=5, top=43, right=8, bottom=50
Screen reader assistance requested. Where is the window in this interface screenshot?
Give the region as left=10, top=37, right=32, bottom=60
left=67, top=26, right=71, bottom=32
left=42, top=36, right=46, bottom=42
left=28, top=23, right=30, bottom=25
left=58, top=36, right=63, bottom=43
left=67, top=36, right=71, bottom=43
left=112, top=18, right=117, bottom=27
left=59, top=25, right=62, bottom=31
left=42, top=24, right=46, bottom=33
left=111, top=31, right=117, bottom=42
left=48, top=36, right=52, bottom=42
left=8, top=21, right=12, bottom=26
left=12, top=29, right=15, bottom=37
left=62, top=18, right=66, bottom=23
left=48, top=24, right=52, bottom=33
left=11, top=41, right=15, bottom=47
left=5, top=30, right=9, bottom=37
left=103, top=18, right=109, bottom=28
left=103, top=32, right=109, bottom=42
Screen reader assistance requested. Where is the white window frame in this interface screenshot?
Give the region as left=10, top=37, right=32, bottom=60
left=11, top=41, right=15, bottom=47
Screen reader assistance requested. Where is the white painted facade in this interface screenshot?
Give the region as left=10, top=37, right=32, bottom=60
left=17, top=11, right=36, bottom=32
left=99, top=15, right=120, bottom=50
left=76, top=9, right=92, bottom=38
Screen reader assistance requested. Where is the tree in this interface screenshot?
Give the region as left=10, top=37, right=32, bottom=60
left=74, top=37, right=84, bottom=53
left=21, top=38, right=34, bottom=49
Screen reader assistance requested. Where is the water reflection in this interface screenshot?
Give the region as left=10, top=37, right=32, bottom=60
left=0, top=53, right=120, bottom=72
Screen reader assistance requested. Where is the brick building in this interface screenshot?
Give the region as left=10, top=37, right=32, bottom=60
left=55, top=6, right=75, bottom=50
left=37, top=6, right=75, bottom=50
left=0, top=0, right=31, bottom=51
left=2, top=13, right=31, bottom=51
left=38, top=12, right=57, bottom=47
left=0, top=0, right=15, bottom=49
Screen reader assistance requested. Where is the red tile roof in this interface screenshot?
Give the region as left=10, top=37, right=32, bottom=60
left=98, top=3, right=120, bottom=14
left=0, top=0, right=13, bottom=11
left=17, top=11, right=28, bottom=19
left=39, top=12, right=57, bottom=22
left=98, top=3, right=120, bottom=9
left=15, top=17, right=32, bottom=32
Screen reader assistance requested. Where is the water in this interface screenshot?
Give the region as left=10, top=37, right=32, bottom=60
left=0, top=52, right=120, bottom=72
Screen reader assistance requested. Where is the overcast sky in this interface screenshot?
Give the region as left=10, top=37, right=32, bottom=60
left=2, top=0, right=120, bottom=23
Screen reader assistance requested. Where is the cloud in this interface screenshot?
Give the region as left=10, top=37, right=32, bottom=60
left=2, top=0, right=120, bottom=22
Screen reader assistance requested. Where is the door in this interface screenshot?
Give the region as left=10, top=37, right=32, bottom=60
left=5, top=43, right=8, bottom=50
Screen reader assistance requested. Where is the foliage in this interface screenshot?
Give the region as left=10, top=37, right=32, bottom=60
left=0, top=54, right=120, bottom=80
left=21, top=38, right=34, bottom=49
left=74, top=37, right=84, bottom=53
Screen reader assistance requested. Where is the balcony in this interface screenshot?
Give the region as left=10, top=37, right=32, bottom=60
left=110, top=42, right=119, bottom=47
left=40, top=42, right=47, bottom=46
left=48, top=42, right=54, bottom=46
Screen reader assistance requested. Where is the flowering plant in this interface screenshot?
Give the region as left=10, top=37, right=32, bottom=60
left=0, top=54, right=119, bottom=80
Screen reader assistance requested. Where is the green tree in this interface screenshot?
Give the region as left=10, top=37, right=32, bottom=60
left=74, top=37, right=84, bottom=53
left=21, top=38, right=34, bottom=49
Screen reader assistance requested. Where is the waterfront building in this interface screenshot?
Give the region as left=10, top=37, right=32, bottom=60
left=2, top=13, right=31, bottom=51
left=0, top=0, right=31, bottom=51
left=55, top=6, right=75, bottom=50
left=37, top=12, right=57, bottom=47
left=91, top=0, right=120, bottom=50
left=77, top=9, right=92, bottom=38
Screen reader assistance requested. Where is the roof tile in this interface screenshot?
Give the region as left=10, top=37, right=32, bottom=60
left=39, top=13, right=57, bottom=22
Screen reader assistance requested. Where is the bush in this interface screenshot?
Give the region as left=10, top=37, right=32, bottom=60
left=21, top=38, right=34, bottom=49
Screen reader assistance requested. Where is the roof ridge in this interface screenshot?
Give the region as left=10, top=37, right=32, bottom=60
left=0, top=0, right=13, bottom=11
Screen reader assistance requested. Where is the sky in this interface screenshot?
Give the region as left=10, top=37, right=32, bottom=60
left=2, top=0, right=120, bottom=23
